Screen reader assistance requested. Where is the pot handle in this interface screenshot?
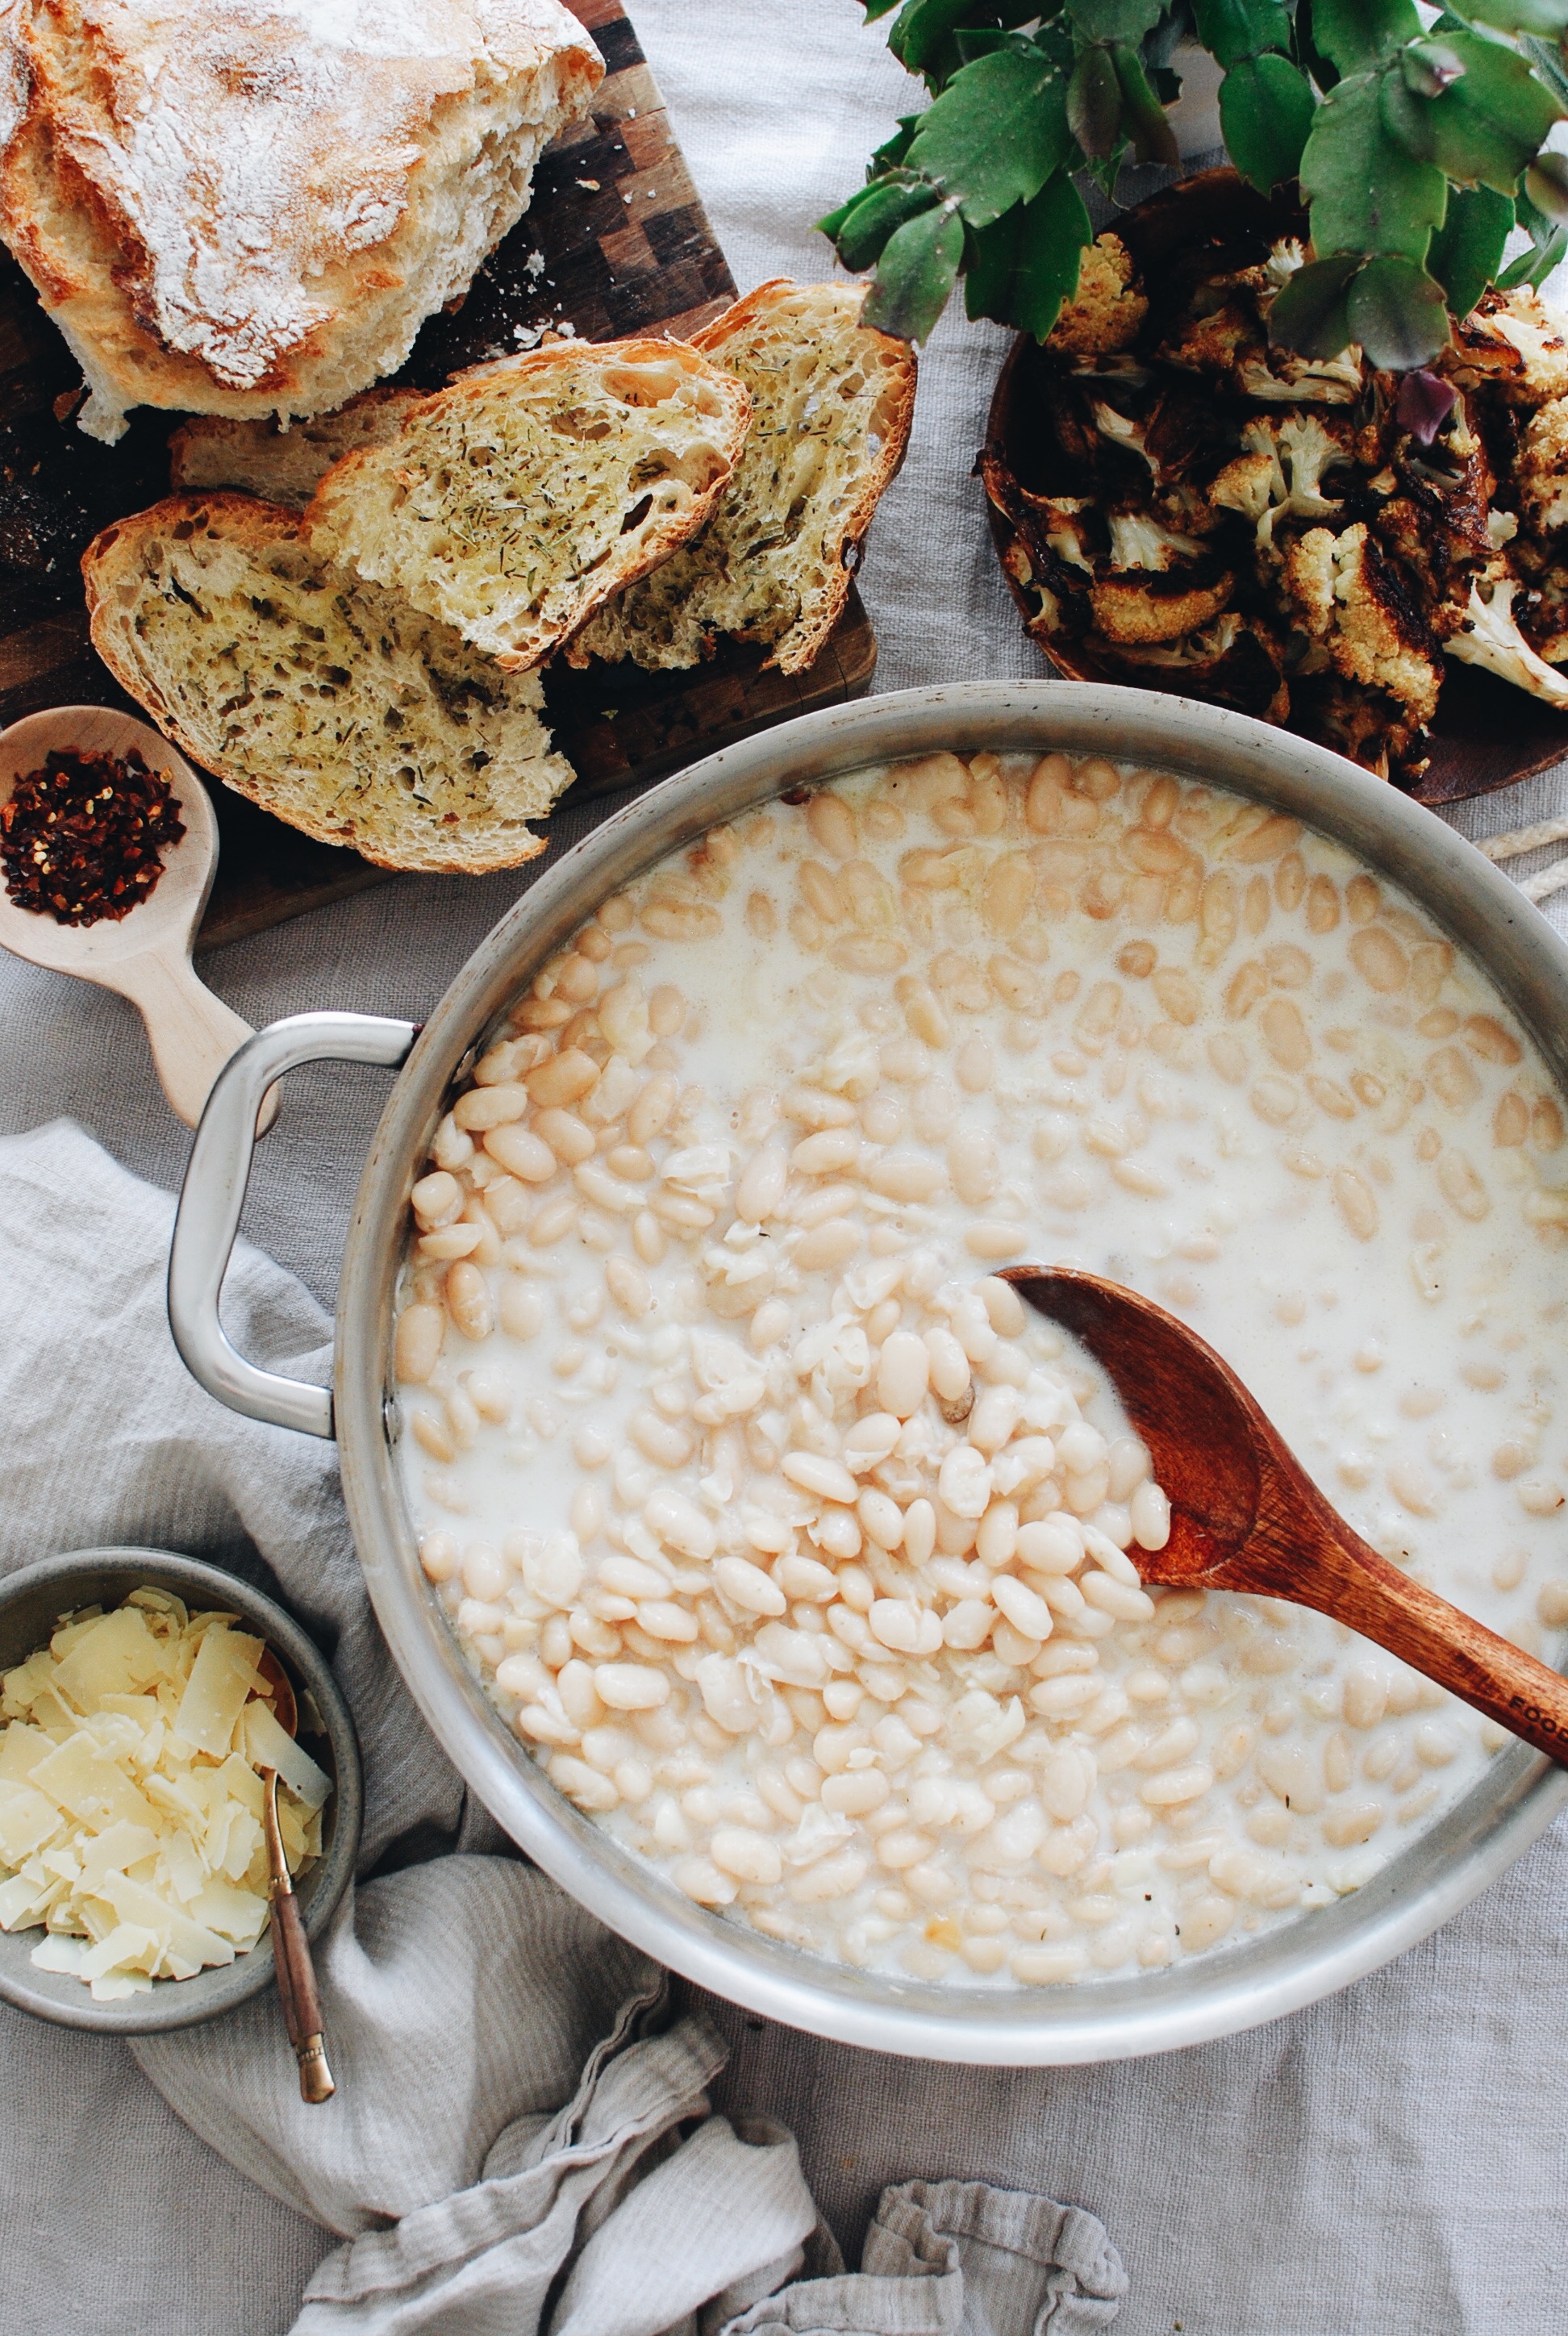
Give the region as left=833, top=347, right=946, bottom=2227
left=169, top=1012, right=418, bottom=1438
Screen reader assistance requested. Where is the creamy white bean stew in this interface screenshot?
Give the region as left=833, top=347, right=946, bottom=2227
left=394, top=753, right=1568, bottom=1987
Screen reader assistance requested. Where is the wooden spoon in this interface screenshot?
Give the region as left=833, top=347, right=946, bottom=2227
left=0, top=706, right=275, bottom=1130
left=252, top=1648, right=335, bottom=2104
left=1003, top=1265, right=1568, bottom=1766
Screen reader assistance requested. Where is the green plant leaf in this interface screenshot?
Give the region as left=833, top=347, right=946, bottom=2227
left=1111, top=42, right=1181, bottom=161
left=824, top=175, right=942, bottom=270
left=1221, top=52, right=1316, bottom=189
left=904, top=47, right=1072, bottom=224
left=870, top=115, right=924, bottom=174
left=864, top=201, right=967, bottom=340
left=1268, top=250, right=1364, bottom=353
left=1310, top=0, right=1421, bottom=74
left=1427, top=183, right=1514, bottom=312
left=1520, top=31, right=1568, bottom=111
left=1345, top=252, right=1451, bottom=365
left=1087, top=140, right=1130, bottom=198
left=1296, top=4, right=1341, bottom=94
left=1069, top=43, right=1124, bottom=155
left=1527, top=148, right=1568, bottom=218
left=1384, top=29, right=1564, bottom=193
left=953, top=27, right=1014, bottom=63
left=863, top=0, right=905, bottom=20
left=1499, top=221, right=1568, bottom=282
left=1446, top=0, right=1568, bottom=30
left=1302, top=70, right=1448, bottom=260
left=1400, top=40, right=1466, bottom=101
left=1191, top=0, right=1292, bottom=69
left=889, top=0, right=990, bottom=80
left=965, top=168, right=1095, bottom=333
left=1066, top=0, right=1166, bottom=37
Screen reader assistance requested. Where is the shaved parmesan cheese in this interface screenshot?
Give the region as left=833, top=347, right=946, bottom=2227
left=173, top=1627, right=263, bottom=1758
left=0, top=1780, right=62, bottom=1864
left=0, top=1594, right=329, bottom=1994
left=243, top=1702, right=331, bottom=1812
left=0, top=1722, right=52, bottom=1783
left=52, top=1607, right=165, bottom=1708
left=30, top=1933, right=89, bottom=1975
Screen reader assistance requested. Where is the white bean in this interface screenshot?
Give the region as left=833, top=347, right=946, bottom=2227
left=595, top=1663, right=670, bottom=1712
left=992, top=1574, right=1054, bottom=1642
left=715, top=1556, right=788, bottom=1616
left=876, top=1332, right=930, bottom=1418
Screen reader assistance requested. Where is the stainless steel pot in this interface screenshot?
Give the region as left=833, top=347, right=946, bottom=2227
left=168, top=681, right=1568, bottom=2064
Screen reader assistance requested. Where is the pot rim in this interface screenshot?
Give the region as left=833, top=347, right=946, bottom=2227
left=337, top=679, right=1568, bottom=2064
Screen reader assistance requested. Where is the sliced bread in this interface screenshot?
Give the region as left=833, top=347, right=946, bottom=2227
left=305, top=337, right=753, bottom=670
left=168, top=391, right=426, bottom=507
left=82, top=494, right=573, bottom=874
left=571, top=282, right=916, bottom=676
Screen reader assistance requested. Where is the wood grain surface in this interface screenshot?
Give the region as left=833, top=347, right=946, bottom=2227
left=0, top=0, right=877, bottom=953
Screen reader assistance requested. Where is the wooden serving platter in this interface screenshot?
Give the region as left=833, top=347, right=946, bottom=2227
left=0, top=0, right=877, bottom=953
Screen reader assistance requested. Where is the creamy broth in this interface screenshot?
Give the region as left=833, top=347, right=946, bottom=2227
left=393, top=752, right=1568, bottom=1986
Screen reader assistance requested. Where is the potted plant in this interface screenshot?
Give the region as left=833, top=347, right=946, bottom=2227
left=819, top=0, right=1568, bottom=369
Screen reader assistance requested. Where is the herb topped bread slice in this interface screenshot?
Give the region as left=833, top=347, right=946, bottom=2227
left=82, top=494, right=573, bottom=874
left=304, top=337, right=753, bottom=670
left=570, top=282, right=915, bottom=677
left=168, top=391, right=427, bottom=507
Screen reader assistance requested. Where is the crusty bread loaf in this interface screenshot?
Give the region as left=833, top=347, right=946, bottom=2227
left=0, top=0, right=603, bottom=441
left=572, top=282, right=916, bottom=676
left=82, top=494, right=573, bottom=873
left=169, top=391, right=426, bottom=507
left=306, top=336, right=753, bottom=670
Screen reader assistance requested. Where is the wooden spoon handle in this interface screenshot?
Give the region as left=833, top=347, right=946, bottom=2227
left=268, top=1890, right=335, bottom=2104
left=1293, top=1533, right=1568, bottom=1765
left=109, top=948, right=277, bottom=1133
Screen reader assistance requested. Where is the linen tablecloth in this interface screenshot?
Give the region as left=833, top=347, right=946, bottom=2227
left=1, top=4, right=1566, bottom=2330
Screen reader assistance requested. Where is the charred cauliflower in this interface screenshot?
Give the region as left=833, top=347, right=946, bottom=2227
left=1046, top=235, right=1148, bottom=358
left=1445, top=565, right=1568, bottom=709
left=1517, top=396, right=1568, bottom=536
left=1282, top=524, right=1442, bottom=728
left=986, top=194, right=1568, bottom=785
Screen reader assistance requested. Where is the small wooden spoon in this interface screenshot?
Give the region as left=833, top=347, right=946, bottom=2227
left=252, top=1648, right=335, bottom=2104
left=1003, top=1265, right=1568, bottom=1766
left=0, top=706, right=274, bottom=1130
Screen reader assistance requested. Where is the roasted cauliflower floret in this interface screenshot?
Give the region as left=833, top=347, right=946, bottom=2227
left=1445, top=564, right=1568, bottom=707
left=1108, top=611, right=1290, bottom=723
left=1090, top=398, right=1157, bottom=476
left=1241, top=346, right=1364, bottom=404
left=1104, top=510, right=1206, bottom=570
left=1452, top=288, right=1568, bottom=408
left=1211, top=414, right=1351, bottom=549
left=1282, top=522, right=1441, bottom=726
left=1091, top=562, right=1234, bottom=644
left=1487, top=288, right=1568, bottom=405
left=1032, top=494, right=1097, bottom=573
left=1158, top=300, right=1259, bottom=379
left=1047, top=234, right=1148, bottom=358
left=1208, top=448, right=1278, bottom=526
left=1518, top=395, right=1568, bottom=535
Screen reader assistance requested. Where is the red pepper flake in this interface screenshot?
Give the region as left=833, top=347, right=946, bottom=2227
left=0, top=745, right=186, bottom=926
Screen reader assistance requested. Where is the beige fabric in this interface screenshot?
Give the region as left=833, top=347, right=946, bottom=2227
left=0, top=1120, right=1124, bottom=2336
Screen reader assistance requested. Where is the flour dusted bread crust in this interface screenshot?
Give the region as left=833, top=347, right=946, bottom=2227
left=306, top=336, right=753, bottom=670
left=573, top=282, right=915, bottom=676
left=169, top=391, right=426, bottom=507
left=82, top=494, right=573, bottom=872
left=0, top=0, right=603, bottom=441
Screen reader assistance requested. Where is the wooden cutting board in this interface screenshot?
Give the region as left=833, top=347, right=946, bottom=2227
left=0, top=0, right=877, bottom=953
